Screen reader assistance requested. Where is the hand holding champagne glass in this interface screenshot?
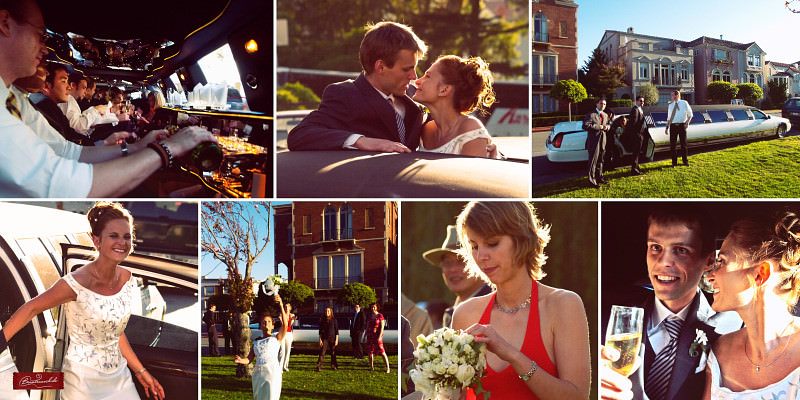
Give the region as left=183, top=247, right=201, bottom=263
left=604, top=305, right=644, bottom=377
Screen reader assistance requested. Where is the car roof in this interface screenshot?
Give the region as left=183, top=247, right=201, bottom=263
left=0, top=202, right=89, bottom=239
left=278, top=151, right=530, bottom=198
left=607, top=104, right=760, bottom=115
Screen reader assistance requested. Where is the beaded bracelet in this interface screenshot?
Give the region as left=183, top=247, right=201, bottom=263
left=147, top=142, right=174, bottom=170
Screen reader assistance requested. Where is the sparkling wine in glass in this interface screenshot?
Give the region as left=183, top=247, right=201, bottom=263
left=605, top=305, right=644, bottom=377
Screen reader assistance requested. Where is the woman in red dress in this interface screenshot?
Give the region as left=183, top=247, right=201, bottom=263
left=452, top=202, right=591, bottom=400
left=366, top=302, right=390, bottom=373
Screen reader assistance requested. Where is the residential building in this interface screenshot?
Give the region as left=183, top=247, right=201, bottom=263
left=201, top=276, right=261, bottom=312
left=531, top=0, right=578, bottom=113
left=766, top=61, right=800, bottom=98
left=273, top=202, right=398, bottom=314
left=680, top=36, right=766, bottom=104
left=598, top=28, right=694, bottom=105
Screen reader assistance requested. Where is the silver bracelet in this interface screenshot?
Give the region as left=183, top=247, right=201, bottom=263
left=519, top=360, right=537, bottom=381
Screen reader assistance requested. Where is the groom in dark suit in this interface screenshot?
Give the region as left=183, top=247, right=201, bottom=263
left=288, top=21, right=427, bottom=152
left=600, top=206, right=740, bottom=400
left=625, top=96, right=648, bottom=176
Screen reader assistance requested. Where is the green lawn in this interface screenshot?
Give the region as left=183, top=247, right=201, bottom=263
left=533, top=136, right=800, bottom=198
left=201, top=354, right=399, bottom=400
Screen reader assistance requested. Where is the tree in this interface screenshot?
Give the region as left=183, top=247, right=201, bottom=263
left=337, top=283, right=377, bottom=308
left=277, top=0, right=529, bottom=76
left=636, top=83, right=659, bottom=106
left=767, top=80, right=789, bottom=106
left=201, top=202, right=272, bottom=378
left=706, top=81, right=738, bottom=104
left=549, top=79, right=587, bottom=121
left=277, top=82, right=321, bottom=111
left=279, top=280, right=315, bottom=308
left=207, top=293, right=234, bottom=312
left=736, top=83, right=764, bottom=106
left=579, top=46, right=627, bottom=98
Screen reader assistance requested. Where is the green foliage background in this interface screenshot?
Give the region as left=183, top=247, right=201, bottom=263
left=337, top=282, right=378, bottom=308
left=736, top=83, right=764, bottom=106
left=280, top=280, right=315, bottom=308
left=707, top=81, right=739, bottom=104
left=277, top=0, right=529, bottom=77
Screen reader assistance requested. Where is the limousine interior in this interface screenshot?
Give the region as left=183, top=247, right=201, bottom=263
left=0, top=203, right=198, bottom=400
left=37, top=0, right=273, bottom=197
left=545, top=105, right=792, bottom=165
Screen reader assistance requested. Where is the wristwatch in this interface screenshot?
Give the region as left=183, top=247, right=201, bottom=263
left=519, top=360, right=538, bottom=381
left=120, top=141, right=129, bottom=157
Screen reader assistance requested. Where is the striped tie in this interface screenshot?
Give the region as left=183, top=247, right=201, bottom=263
left=6, top=92, right=22, bottom=120
left=645, top=317, right=683, bottom=400
left=388, top=97, right=406, bottom=145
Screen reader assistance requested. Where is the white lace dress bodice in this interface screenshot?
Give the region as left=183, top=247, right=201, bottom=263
left=708, top=349, right=800, bottom=400
left=61, top=271, right=140, bottom=400
left=418, top=127, right=491, bottom=155
left=252, top=336, right=282, bottom=400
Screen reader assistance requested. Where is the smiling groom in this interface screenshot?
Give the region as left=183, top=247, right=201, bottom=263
left=600, top=206, right=740, bottom=400
left=287, top=21, right=427, bottom=153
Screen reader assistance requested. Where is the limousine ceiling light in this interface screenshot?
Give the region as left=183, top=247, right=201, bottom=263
left=245, top=39, right=258, bottom=54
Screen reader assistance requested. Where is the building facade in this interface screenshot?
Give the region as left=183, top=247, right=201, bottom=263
left=273, top=202, right=398, bottom=314
left=599, top=28, right=694, bottom=105
left=766, top=61, right=800, bottom=98
left=531, top=0, right=578, bottom=113
left=679, top=36, right=766, bottom=105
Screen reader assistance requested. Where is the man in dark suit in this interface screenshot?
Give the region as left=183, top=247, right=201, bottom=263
left=288, top=21, right=427, bottom=152
left=350, top=304, right=366, bottom=359
left=600, top=206, right=740, bottom=400
left=583, top=98, right=610, bottom=188
left=626, top=95, right=648, bottom=176
left=203, top=304, right=220, bottom=357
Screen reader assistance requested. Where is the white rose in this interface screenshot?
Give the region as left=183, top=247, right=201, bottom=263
left=410, top=369, right=435, bottom=399
left=447, top=363, right=459, bottom=376
left=443, top=329, right=455, bottom=342
left=456, top=364, right=476, bottom=386
left=434, top=361, right=447, bottom=375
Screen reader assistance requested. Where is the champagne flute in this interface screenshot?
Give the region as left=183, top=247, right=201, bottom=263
left=605, top=305, right=644, bottom=377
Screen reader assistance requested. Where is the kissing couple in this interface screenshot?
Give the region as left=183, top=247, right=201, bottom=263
left=288, top=21, right=499, bottom=159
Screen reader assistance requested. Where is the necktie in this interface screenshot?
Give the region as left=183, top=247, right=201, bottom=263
left=6, top=92, right=22, bottom=120
left=388, top=97, right=406, bottom=144
left=646, top=317, right=684, bottom=400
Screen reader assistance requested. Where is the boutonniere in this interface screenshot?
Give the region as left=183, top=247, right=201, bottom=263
left=689, top=329, right=708, bottom=357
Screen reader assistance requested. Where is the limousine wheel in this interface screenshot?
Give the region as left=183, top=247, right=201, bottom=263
left=776, top=124, right=787, bottom=139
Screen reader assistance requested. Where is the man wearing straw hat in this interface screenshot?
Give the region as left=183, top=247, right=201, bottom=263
left=423, top=225, right=492, bottom=329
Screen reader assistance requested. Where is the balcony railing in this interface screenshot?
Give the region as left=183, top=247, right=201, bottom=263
left=320, top=228, right=354, bottom=241
left=315, top=276, right=363, bottom=289
left=531, top=74, right=559, bottom=85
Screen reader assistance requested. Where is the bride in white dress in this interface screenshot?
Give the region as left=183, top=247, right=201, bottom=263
left=412, top=55, right=499, bottom=158
left=0, top=202, right=163, bottom=400
left=704, top=213, right=800, bottom=399
left=235, top=295, right=290, bottom=400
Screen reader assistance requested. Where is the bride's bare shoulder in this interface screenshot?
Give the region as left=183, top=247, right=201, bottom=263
left=451, top=291, right=492, bottom=330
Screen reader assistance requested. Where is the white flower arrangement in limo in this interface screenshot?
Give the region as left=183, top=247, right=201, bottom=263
left=409, top=327, right=489, bottom=400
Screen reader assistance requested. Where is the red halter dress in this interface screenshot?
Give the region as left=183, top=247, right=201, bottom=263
left=468, top=281, right=557, bottom=400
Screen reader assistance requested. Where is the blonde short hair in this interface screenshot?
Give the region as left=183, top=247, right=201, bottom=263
left=456, top=202, right=550, bottom=282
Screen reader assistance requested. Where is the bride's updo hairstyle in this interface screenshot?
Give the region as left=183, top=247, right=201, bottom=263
left=87, top=201, right=134, bottom=239
left=436, top=55, right=496, bottom=115
left=456, top=202, right=550, bottom=283
left=750, top=212, right=800, bottom=307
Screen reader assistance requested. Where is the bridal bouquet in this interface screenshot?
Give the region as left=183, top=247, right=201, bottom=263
left=261, top=274, right=285, bottom=296
left=409, top=327, right=489, bottom=400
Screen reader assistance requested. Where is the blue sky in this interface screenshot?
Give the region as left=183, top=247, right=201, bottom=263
left=201, top=202, right=290, bottom=281
left=575, top=0, right=798, bottom=68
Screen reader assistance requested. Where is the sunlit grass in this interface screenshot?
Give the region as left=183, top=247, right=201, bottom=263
left=533, top=136, right=800, bottom=198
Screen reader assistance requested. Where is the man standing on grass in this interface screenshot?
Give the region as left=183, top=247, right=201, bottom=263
left=665, top=90, right=693, bottom=167
left=583, top=97, right=610, bottom=188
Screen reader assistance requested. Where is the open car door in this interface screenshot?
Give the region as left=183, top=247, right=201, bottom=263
left=59, top=244, right=198, bottom=400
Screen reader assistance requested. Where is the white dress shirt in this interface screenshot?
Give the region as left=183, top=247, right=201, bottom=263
left=647, top=294, right=694, bottom=354
left=58, top=94, right=100, bottom=134
left=667, top=99, right=693, bottom=125
left=12, top=85, right=83, bottom=160
left=1, top=77, right=92, bottom=197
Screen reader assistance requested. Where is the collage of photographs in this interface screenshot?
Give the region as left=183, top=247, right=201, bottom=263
left=0, top=0, right=798, bottom=399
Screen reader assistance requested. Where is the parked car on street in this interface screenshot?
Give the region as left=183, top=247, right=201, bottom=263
left=782, top=97, right=800, bottom=126
left=0, top=203, right=198, bottom=400
left=546, top=105, right=791, bottom=165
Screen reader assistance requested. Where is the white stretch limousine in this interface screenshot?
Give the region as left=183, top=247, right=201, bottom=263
left=545, top=105, right=792, bottom=163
